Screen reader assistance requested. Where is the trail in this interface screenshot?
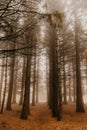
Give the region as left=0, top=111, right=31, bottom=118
left=0, top=103, right=87, bottom=130
left=31, top=103, right=51, bottom=124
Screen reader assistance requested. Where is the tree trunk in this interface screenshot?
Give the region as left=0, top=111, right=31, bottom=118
left=72, top=60, right=76, bottom=102
left=46, top=57, right=49, bottom=104
left=75, top=4, right=85, bottom=112
left=86, top=59, right=87, bottom=86
left=49, top=27, right=62, bottom=121
left=0, top=59, right=4, bottom=106
left=6, top=44, right=15, bottom=111
left=68, top=64, right=72, bottom=102
left=0, top=56, right=7, bottom=113
left=21, top=35, right=31, bottom=119
left=12, top=61, right=18, bottom=104
left=32, top=48, right=36, bottom=106
left=62, top=48, right=67, bottom=104
left=19, top=57, right=25, bottom=105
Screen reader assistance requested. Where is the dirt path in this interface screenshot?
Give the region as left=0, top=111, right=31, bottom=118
left=0, top=103, right=87, bottom=130
left=31, top=103, right=50, bottom=123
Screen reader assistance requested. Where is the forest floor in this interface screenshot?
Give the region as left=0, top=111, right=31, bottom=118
left=0, top=103, right=87, bottom=130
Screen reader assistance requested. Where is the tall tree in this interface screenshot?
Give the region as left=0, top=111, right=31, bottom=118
left=0, top=55, right=7, bottom=113
left=0, top=59, right=5, bottom=106
left=20, top=33, right=32, bottom=119
left=74, top=0, right=85, bottom=112
left=6, top=41, right=16, bottom=110
left=32, top=43, right=36, bottom=106
left=19, top=57, right=26, bottom=105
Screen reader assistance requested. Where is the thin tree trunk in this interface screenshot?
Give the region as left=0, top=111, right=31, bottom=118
left=62, top=50, right=67, bottom=104
left=36, top=56, right=39, bottom=103
left=86, top=59, right=87, bottom=85
left=12, top=62, right=18, bottom=103
left=32, top=50, right=36, bottom=106
left=72, top=60, right=76, bottom=102
left=36, top=54, right=39, bottom=103
left=0, top=59, right=4, bottom=106
left=0, top=55, right=7, bottom=113
left=19, top=57, right=25, bottom=105
left=68, top=64, right=72, bottom=102
left=46, top=57, right=49, bottom=103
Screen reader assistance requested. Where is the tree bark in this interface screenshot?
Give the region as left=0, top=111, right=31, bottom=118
left=72, top=60, right=76, bottom=102
left=19, top=57, right=25, bottom=105
left=20, top=34, right=31, bottom=119
left=6, top=44, right=15, bottom=111
left=12, top=60, right=18, bottom=104
left=0, top=55, right=7, bottom=113
left=36, top=53, right=39, bottom=103
left=68, top=64, right=72, bottom=102
left=62, top=47, right=67, bottom=104
left=75, top=3, right=85, bottom=112
left=32, top=47, right=36, bottom=106
left=0, top=59, right=4, bottom=106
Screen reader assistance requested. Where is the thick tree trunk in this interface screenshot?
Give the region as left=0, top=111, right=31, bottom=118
left=49, top=28, right=62, bottom=121
left=21, top=43, right=31, bottom=119
left=75, top=7, right=85, bottom=112
left=75, top=40, right=85, bottom=112
left=6, top=45, right=15, bottom=111
left=49, top=35, right=56, bottom=111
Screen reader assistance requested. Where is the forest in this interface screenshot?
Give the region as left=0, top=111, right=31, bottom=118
left=0, top=0, right=87, bottom=130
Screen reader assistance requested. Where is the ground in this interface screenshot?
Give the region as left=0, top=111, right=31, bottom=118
left=0, top=103, right=87, bottom=130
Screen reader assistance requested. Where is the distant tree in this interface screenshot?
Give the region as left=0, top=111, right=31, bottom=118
left=32, top=43, right=36, bottom=106
left=0, top=59, right=4, bottom=106
left=19, top=57, right=26, bottom=105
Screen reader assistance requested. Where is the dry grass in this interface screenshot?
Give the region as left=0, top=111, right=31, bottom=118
left=0, top=103, right=87, bottom=130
